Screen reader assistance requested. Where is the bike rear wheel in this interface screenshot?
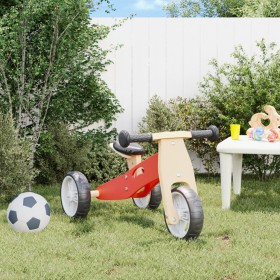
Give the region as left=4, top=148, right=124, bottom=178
left=61, top=171, right=91, bottom=218
left=133, top=184, right=162, bottom=210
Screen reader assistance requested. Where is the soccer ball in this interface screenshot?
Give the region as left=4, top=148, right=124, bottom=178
left=7, top=192, right=51, bottom=232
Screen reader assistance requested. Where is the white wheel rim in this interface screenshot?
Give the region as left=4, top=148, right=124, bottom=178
left=167, top=191, right=190, bottom=238
left=61, top=176, right=79, bottom=217
left=133, top=193, right=151, bottom=209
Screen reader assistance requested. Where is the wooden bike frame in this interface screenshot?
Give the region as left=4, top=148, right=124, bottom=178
left=90, top=131, right=197, bottom=226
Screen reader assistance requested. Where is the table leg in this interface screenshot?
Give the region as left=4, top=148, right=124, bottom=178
left=232, top=154, right=243, bottom=195
left=219, top=153, right=233, bottom=209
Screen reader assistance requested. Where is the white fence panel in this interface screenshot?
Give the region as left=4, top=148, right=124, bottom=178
left=93, top=18, right=280, bottom=171
left=94, top=18, right=280, bottom=134
left=131, top=20, right=150, bottom=131
left=183, top=19, right=202, bottom=99
left=149, top=19, right=166, bottom=101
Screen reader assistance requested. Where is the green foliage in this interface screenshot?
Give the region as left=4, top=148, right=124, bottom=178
left=35, top=123, right=127, bottom=185
left=85, top=143, right=127, bottom=187
left=184, top=40, right=280, bottom=177
left=139, top=41, right=280, bottom=178
left=198, top=40, right=280, bottom=179
left=0, top=0, right=18, bottom=17
left=163, top=0, right=245, bottom=17
left=138, top=95, right=219, bottom=173
left=237, top=0, right=280, bottom=17
left=138, top=95, right=187, bottom=156
left=0, top=0, right=122, bottom=174
left=163, top=0, right=201, bottom=17
left=163, top=0, right=280, bottom=17
left=174, top=97, right=220, bottom=174
left=0, top=113, right=35, bottom=201
left=139, top=95, right=186, bottom=132
left=35, top=123, right=91, bottom=184
left=200, top=40, right=280, bottom=132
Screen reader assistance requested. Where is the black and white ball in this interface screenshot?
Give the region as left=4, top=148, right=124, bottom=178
left=7, top=192, right=51, bottom=232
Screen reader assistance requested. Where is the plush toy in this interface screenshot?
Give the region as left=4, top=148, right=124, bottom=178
left=247, top=105, right=280, bottom=142
left=246, top=127, right=279, bottom=142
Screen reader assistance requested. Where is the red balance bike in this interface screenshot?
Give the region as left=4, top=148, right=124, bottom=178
left=61, top=126, right=218, bottom=240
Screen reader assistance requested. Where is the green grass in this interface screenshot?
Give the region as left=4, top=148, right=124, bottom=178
left=1, top=175, right=280, bottom=279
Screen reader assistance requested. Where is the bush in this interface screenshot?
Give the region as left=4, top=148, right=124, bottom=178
left=138, top=96, right=219, bottom=173
left=138, top=96, right=187, bottom=156
left=139, top=95, right=186, bottom=132
left=35, top=123, right=91, bottom=184
left=138, top=40, right=280, bottom=179
left=85, top=144, right=127, bottom=187
left=0, top=114, right=35, bottom=201
left=197, top=39, right=280, bottom=179
left=174, top=96, right=220, bottom=174
left=35, top=123, right=127, bottom=186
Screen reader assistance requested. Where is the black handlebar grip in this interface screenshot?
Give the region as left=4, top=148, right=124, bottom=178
left=191, top=125, right=219, bottom=141
left=119, top=130, right=153, bottom=147
left=207, top=125, right=219, bottom=141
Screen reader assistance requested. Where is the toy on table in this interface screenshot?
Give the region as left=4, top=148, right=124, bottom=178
left=247, top=105, right=280, bottom=142
left=61, top=126, right=219, bottom=240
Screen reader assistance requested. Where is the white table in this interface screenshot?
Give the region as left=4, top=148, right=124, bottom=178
left=216, top=135, right=280, bottom=209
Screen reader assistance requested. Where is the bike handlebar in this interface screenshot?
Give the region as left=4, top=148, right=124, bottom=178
left=118, top=125, right=219, bottom=148
left=191, top=125, right=219, bottom=142
left=118, top=130, right=153, bottom=148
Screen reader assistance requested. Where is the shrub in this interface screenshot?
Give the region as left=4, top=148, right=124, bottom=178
left=0, top=114, right=35, bottom=201
left=138, top=96, right=219, bottom=173
left=139, top=95, right=186, bottom=132
left=138, top=95, right=187, bottom=156
left=197, top=39, right=280, bottom=179
left=35, top=123, right=91, bottom=184
left=138, top=40, right=280, bottom=179
left=85, top=144, right=127, bottom=187
left=174, top=96, right=220, bottom=174
left=35, top=123, right=127, bottom=185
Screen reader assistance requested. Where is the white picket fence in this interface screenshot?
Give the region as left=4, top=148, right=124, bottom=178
left=93, top=18, right=280, bottom=171
left=94, top=18, right=280, bottom=133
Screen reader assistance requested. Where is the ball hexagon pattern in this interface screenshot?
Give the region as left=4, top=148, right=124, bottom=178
left=7, top=192, right=51, bottom=232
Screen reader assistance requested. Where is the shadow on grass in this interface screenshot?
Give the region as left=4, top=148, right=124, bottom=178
left=90, top=200, right=115, bottom=214
left=230, top=175, right=280, bottom=213
left=70, top=217, right=95, bottom=237
left=118, top=214, right=155, bottom=228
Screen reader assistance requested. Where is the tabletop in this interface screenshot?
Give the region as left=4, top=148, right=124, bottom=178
left=216, top=135, right=280, bottom=155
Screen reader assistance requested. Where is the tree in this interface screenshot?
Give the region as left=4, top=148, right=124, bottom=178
left=0, top=0, right=122, bottom=168
left=239, top=0, right=280, bottom=17
left=163, top=0, right=245, bottom=17
left=0, top=0, right=18, bottom=17
left=0, top=113, right=34, bottom=201
left=163, top=0, right=280, bottom=17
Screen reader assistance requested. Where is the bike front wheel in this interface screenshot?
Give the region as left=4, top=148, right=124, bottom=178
left=165, top=186, right=203, bottom=240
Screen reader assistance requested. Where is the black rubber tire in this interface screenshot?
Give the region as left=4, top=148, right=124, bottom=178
left=61, top=171, right=91, bottom=218
left=132, top=183, right=162, bottom=210
left=165, top=186, right=203, bottom=240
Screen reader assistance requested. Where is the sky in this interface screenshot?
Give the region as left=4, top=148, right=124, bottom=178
left=92, top=0, right=173, bottom=17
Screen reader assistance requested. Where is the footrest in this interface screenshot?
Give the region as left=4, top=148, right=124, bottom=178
left=113, top=142, right=145, bottom=156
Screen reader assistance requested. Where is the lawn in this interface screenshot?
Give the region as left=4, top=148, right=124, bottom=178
left=1, top=175, right=280, bottom=279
